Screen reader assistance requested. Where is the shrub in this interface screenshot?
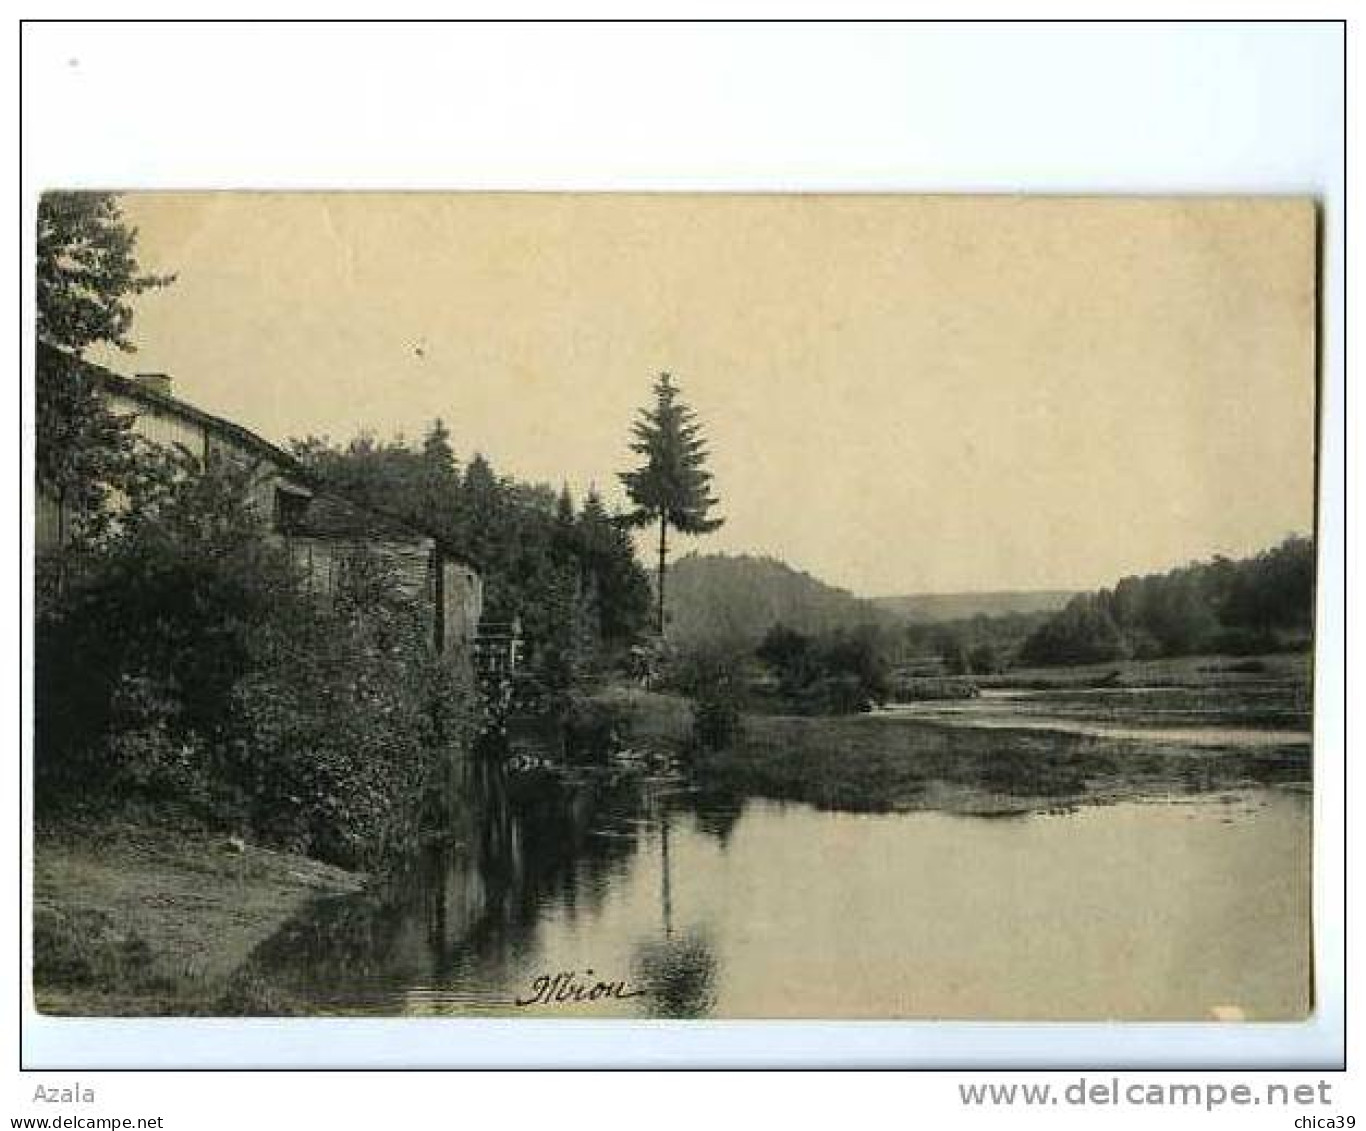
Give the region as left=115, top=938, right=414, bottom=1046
left=967, top=641, right=1004, bottom=676
left=1019, top=595, right=1126, bottom=667
left=223, top=561, right=475, bottom=868
left=669, top=644, right=747, bottom=750
left=35, top=451, right=306, bottom=805
left=555, top=695, right=627, bottom=764
left=752, top=623, right=889, bottom=715
left=34, top=452, right=477, bottom=869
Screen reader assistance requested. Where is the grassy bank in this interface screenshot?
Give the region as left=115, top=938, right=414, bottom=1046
left=595, top=653, right=1311, bottom=816
left=691, top=713, right=1310, bottom=815
left=33, top=820, right=363, bottom=1016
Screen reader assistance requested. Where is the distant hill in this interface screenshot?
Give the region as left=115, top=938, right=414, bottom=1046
left=665, top=553, right=892, bottom=647
left=871, top=589, right=1077, bottom=623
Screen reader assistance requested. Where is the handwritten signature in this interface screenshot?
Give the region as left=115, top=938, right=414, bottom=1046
left=515, top=969, right=647, bottom=1007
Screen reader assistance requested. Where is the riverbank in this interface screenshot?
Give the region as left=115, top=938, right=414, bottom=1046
left=693, top=712, right=1309, bottom=814
left=33, top=820, right=364, bottom=1015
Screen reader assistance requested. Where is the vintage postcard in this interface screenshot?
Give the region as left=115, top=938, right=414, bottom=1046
left=32, top=193, right=1316, bottom=1022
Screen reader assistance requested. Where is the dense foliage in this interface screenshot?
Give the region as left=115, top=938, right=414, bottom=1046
left=291, top=427, right=653, bottom=694
left=35, top=453, right=475, bottom=868
left=677, top=537, right=1316, bottom=718
left=662, top=642, right=748, bottom=748
left=872, top=589, right=1076, bottom=622
left=37, top=193, right=173, bottom=355
left=36, top=193, right=173, bottom=547
left=35, top=348, right=139, bottom=547
left=1018, top=536, right=1315, bottom=666
left=754, top=623, right=891, bottom=714
left=904, top=611, right=1053, bottom=677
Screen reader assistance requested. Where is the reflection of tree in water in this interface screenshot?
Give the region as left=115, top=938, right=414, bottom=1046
left=239, top=751, right=647, bottom=1007
left=238, top=727, right=749, bottom=1013
left=688, top=786, right=745, bottom=843
left=423, top=762, right=647, bottom=986
left=626, top=795, right=722, bottom=1019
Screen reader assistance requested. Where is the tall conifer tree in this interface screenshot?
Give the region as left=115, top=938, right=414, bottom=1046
left=619, top=373, right=723, bottom=635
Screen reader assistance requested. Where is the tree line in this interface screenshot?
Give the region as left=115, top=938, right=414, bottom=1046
left=287, top=367, right=728, bottom=702
left=289, top=428, right=654, bottom=699
left=683, top=535, right=1317, bottom=725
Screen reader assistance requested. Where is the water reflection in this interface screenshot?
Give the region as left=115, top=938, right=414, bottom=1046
left=633, top=930, right=719, bottom=1019
left=629, top=802, right=720, bottom=1019
left=243, top=752, right=714, bottom=1016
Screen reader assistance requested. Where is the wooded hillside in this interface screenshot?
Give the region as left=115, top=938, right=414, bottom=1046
left=664, top=553, right=892, bottom=647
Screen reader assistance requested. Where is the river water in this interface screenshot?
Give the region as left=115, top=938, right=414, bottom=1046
left=246, top=753, right=1311, bottom=1021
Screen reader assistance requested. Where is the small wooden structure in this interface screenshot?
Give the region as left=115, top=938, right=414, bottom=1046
left=473, top=617, right=524, bottom=728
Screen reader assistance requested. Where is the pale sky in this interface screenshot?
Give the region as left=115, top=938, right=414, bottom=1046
left=96, top=193, right=1317, bottom=596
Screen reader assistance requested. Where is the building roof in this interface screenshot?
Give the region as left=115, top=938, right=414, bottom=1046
left=38, top=342, right=475, bottom=565
left=38, top=341, right=307, bottom=477
left=283, top=489, right=433, bottom=545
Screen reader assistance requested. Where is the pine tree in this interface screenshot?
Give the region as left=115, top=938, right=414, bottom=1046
left=418, top=418, right=463, bottom=544
left=553, top=483, right=577, bottom=551
left=619, top=373, right=723, bottom=635
left=458, top=451, right=513, bottom=618
left=421, top=418, right=457, bottom=475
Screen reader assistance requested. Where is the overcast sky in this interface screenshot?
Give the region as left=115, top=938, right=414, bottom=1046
left=97, top=193, right=1316, bottom=597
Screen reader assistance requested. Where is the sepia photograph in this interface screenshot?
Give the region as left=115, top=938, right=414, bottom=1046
left=31, top=191, right=1317, bottom=1024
